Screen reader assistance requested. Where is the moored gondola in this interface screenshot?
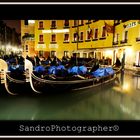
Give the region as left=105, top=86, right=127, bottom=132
left=0, top=59, right=29, bottom=95
left=29, top=60, right=122, bottom=94
left=0, top=58, right=122, bottom=95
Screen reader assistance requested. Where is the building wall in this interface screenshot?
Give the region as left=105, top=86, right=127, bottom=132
left=21, top=20, right=140, bottom=70
left=114, top=20, right=140, bottom=69
left=78, top=20, right=114, bottom=49
left=0, top=20, right=21, bottom=56
left=21, top=20, right=36, bottom=58
left=34, top=20, right=77, bottom=58
left=34, top=20, right=114, bottom=60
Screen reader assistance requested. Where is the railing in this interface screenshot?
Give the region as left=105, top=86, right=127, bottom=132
left=136, top=37, right=140, bottom=42
left=22, top=34, right=35, bottom=41
left=120, top=39, right=127, bottom=44
left=113, top=41, right=119, bottom=45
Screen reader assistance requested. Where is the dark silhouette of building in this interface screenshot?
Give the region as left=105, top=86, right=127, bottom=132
left=0, top=20, right=21, bottom=57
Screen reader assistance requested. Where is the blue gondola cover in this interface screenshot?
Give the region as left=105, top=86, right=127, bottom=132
left=105, top=67, right=114, bottom=75
left=68, top=66, right=79, bottom=75
left=8, top=64, right=24, bottom=72
left=92, top=67, right=114, bottom=77
left=48, top=66, right=56, bottom=74
left=35, top=65, right=46, bottom=73
left=78, top=65, right=87, bottom=75
left=56, top=65, right=65, bottom=70
left=44, top=60, right=51, bottom=65
left=55, top=65, right=67, bottom=77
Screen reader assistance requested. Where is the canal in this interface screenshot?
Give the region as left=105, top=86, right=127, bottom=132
left=0, top=71, right=140, bottom=120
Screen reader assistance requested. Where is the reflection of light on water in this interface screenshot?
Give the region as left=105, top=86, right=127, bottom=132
left=113, top=83, right=130, bottom=93
left=122, top=83, right=130, bottom=91
left=120, top=104, right=140, bottom=119
left=31, top=112, right=38, bottom=120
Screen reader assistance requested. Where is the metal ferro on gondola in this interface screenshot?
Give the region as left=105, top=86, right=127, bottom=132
left=25, top=59, right=41, bottom=94
left=0, top=59, right=17, bottom=95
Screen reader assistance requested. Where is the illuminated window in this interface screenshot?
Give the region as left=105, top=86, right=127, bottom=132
left=114, top=33, right=119, bottom=43
left=124, top=31, right=128, bottom=40
left=73, top=33, right=78, bottom=41
left=80, top=32, right=83, bottom=41
left=87, top=30, right=90, bottom=40
left=102, top=26, right=106, bottom=37
left=64, top=20, right=69, bottom=27
left=39, top=21, right=43, bottom=29
left=94, top=28, right=98, bottom=39
left=136, top=51, right=140, bottom=66
left=83, top=53, right=87, bottom=58
left=64, top=51, right=69, bottom=57
left=39, top=51, right=44, bottom=57
left=24, top=20, right=28, bottom=25
left=51, top=20, right=56, bottom=28
left=39, top=35, right=43, bottom=42
left=51, top=51, right=56, bottom=58
left=74, top=20, right=78, bottom=26
left=51, top=34, right=56, bottom=42
left=64, top=33, right=69, bottom=42
left=79, top=20, right=84, bottom=25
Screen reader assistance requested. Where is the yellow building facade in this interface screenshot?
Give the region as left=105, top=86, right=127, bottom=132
left=21, top=20, right=36, bottom=58
left=21, top=20, right=140, bottom=70
left=113, top=20, right=140, bottom=70
left=22, top=20, right=114, bottom=60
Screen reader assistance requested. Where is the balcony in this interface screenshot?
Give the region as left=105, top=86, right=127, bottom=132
left=38, top=27, right=44, bottom=30
left=120, top=39, right=127, bottom=44
left=22, top=34, right=34, bottom=41
left=113, top=41, right=119, bottom=45
left=136, top=37, right=140, bottom=42
left=85, top=20, right=92, bottom=24
left=50, top=41, right=57, bottom=44
left=72, top=40, right=78, bottom=43
left=78, top=40, right=84, bottom=43
left=85, top=39, right=91, bottom=42
left=72, top=25, right=78, bottom=28
left=38, top=41, right=44, bottom=44
left=63, top=41, right=69, bottom=43
left=92, top=38, right=98, bottom=41
left=99, top=37, right=106, bottom=40
left=63, top=25, right=70, bottom=29
left=50, top=26, right=57, bottom=29
left=78, top=23, right=84, bottom=26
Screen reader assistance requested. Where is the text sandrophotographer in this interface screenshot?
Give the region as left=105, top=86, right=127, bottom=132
left=19, top=124, right=119, bottom=134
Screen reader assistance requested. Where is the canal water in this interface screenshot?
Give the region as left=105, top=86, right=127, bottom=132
left=0, top=71, right=140, bottom=120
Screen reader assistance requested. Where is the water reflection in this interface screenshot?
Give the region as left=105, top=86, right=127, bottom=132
left=0, top=72, right=140, bottom=120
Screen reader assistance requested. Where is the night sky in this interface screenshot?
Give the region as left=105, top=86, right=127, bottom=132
left=3, top=20, right=21, bottom=33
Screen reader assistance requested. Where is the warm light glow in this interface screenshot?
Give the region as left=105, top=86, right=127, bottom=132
left=28, top=20, right=35, bottom=24
left=104, top=50, right=113, bottom=58
left=125, top=48, right=133, bottom=54
left=122, top=83, right=130, bottom=91
left=42, top=29, right=69, bottom=34
left=53, top=29, right=69, bottom=33
left=42, top=30, right=52, bottom=33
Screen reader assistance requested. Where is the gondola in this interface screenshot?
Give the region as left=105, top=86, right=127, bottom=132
left=0, top=59, right=28, bottom=95
left=0, top=58, right=122, bottom=95
left=28, top=60, right=122, bottom=94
